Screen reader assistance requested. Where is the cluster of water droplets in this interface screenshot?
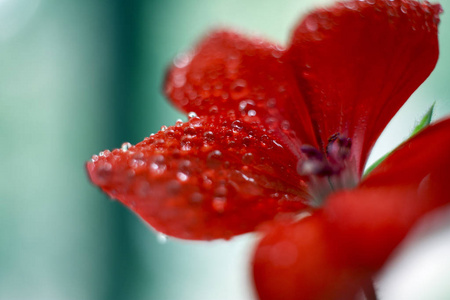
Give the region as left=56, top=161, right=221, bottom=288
left=88, top=109, right=308, bottom=219
left=295, top=0, right=441, bottom=40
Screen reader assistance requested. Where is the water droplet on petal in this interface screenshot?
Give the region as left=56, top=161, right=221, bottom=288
left=280, top=120, right=290, bottom=131
left=173, top=72, right=186, bottom=88
left=209, top=106, right=219, bottom=114
left=230, top=79, right=248, bottom=99
left=156, top=232, right=168, bottom=244
left=343, top=1, right=357, bottom=10
left=266, top=98, right=276, bottom=108
left=149, top=155, right=166, bottom=175
left=203, top=131, right=215, bottom=142
left=121, top=142, right=132, bottom=151
left=190, top=192, right=204, bottom=204
left=160, top=125, right=168, bottom=132
left=231, top=120, right=244, bottom=131
left=400, top=5, right=407, bottom=14
left=305, top=17, right=318, bottom=32
left=173, top=52, right=191, bottom=68
left=242, top=152, right=254, bottom=164
left=188, top=111, right=198, bottom=119
left=247, top=110, right=256, bottom=117
left=177, top=172, right=188, bottom=182
left=207, top=150, right=223, bottom=168
left=239, top=99, right=256, bottom=112
left=212, top=197, right=226, bottom=213
left=167, top=180, right=181, bottom=195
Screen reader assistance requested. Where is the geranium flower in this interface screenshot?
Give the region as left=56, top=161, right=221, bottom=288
left=86, top=0, right=449, bottom=299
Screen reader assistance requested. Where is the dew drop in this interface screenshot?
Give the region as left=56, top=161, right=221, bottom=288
left=129, top=158, right=145, bottom=169
left=149, top=155, right=166, bottom=175
left=242, top=136, right=253, bottom=147
left=207, top=150, right=223, bottom=168
left=215, top=185, right=228, bottom=197
left=156, top=232, right=168, bottom=244
left=343, top=1, right=357, bottom=10
left=239, top=99, right=256, bottom=112
left=175, top=119, right=183, bottom=127
left=266, top=98, right=276, bottom=108
left=184, top=125, right=196, bottom=135
left=173, top=52, right=191, bottom=68
left=190, top=192, right=204, bottom=204
left=230, top=79, right=248, bottom=99
left=260, top=135, right=274, bottom=149
left=177, top=172, right=188, bottom=182
left=265, top=117, right=277, bottom=129
left=400, top=5, right=407, bottom=14
left=212, top=197, right=226, bottom=213
left=209, top=106, right=219, bottom=114
left=271, top=50, right=282, bottom=58
left=242, top=152, right=254, bottom=164
left=173, top=72, right=186, bottom=88
left=121, top=142, right=132, bottom=151
left=95, top=162, right=113, bottom=184
left=188, top=111, right=198, bottom=119
left=248, top=110, right=256, bottom=117
left=91, top=155, right=99, bottom=162
left=203, top=131, right=215, bottom=142
left=167, top=180, right=181, bottom=195
left=280, top=120, right=290, bottom=131
left=231, top=120, right=244, bottom=131
left=177, top=160, right=192, bottom=181
left=305, top=17, right=318, bottom=32
left=160, top=125, right=168, bottom=132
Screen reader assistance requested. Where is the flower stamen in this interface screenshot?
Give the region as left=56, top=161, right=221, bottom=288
left=297, top=133, right=358, bottom=206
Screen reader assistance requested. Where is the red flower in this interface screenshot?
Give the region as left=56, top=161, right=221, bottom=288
left=87, top=0, right=449, bottom=299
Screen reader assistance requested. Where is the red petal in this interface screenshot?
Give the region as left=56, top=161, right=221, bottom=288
left=324, top=186, right=424, bottom=271
left=165, top=30, right=318, bottom=149
left=252, top=213, right=369, bottom=300
left=362, top=117, right=450, bottom=192
left=285, top=0, right=441, bottom=174
left=87, top=115, right=309, bottom=240
left=325, top=118, right=450, bottom=270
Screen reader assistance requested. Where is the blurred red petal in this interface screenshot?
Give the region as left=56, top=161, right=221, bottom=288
left=324, top=186, right=423, bottom=270
left=252, top=213, right=369, bottom=300
left=285, top=0, right=441, bottom=174
left=165, top=30, right=318, bottom=151
left=87, top=115, right=309, bottom=240
left=362, top=117, right=450, bottom=193
left=325, top=119, right=450, bottom=269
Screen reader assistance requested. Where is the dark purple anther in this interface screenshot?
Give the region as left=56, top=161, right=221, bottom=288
left=327, top=133, right=352, bottom=161
left=300, top=145, right=324, bottom=160
left=298, top=133, right=352, bottom=177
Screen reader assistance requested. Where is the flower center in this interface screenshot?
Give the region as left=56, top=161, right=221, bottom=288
left=297, top=133, right=358, bottom=207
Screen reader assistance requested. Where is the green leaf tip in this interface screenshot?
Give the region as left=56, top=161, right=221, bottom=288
left=411, top=102, right=435, bottom=136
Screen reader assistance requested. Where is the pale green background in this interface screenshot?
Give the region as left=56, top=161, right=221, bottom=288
left=0, top=0, right=449, bottom=299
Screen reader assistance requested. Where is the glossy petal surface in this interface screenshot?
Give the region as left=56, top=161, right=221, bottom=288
left=165, top=30, right=318, bottom=151
left=325, top=118, right=450, bottom=269
left=87, top=115, right=309, bottom=240
left=253, top=214, right=369, bottom=300
left=362, top=117, right=450, bottom=192
left=325, top=186, right=423, bottom=270
left=286, top=0, right=441, bottom=173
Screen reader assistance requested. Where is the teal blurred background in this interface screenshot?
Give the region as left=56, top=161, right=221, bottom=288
left=0, top=0, right=449, bottom=299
